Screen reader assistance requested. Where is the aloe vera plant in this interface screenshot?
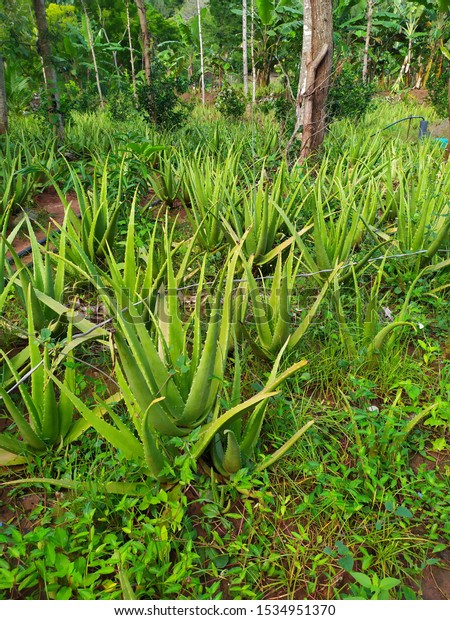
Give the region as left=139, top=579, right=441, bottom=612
left=182, top=149, right=240, bottom=250
left=210, top=342, right=313, bottom=476
left=42, top=157, right=125, bottom=264
left=5, top=218, right=69, bottom=332
left=225, top=163, right=306, bottom=265
left=237, top=251, right=341, bottom=360
left=0, top=140, right=37, bottom=216
left=331, top=260, right=415, bottom=363
left=0, top=292, right=96, bottom=460
left=148, top=152, right=182, bottom=207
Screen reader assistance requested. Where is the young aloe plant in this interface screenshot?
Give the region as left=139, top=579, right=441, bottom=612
left=5, top=217, right=68, bottom=333
left=331, top=260, right=415, bottom=363
left=44, top=156, right=124, bottom=263
left=225, top=163, right=305, bottom=265
left=0, top=291, right=81, bottom=459
left=182, top=149, right=240, bottom=251
left=147, top=152, right=182, bottom=207
left=0, top=136, right=43, bottom=215
left=237, top=251, right=341, bottom=360
left=209, top=341, right=313, bottom=476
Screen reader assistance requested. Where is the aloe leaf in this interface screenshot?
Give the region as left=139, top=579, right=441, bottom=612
left=392, top=403, right=439, bottom=449
left=142, top=405, right=172, bottom=480
left=52, top=374, right=145, bottom=462
left=41, top=347, right=59, bottom=443
left=255, top=420, right=315, bottom=472
left=425, top=217, right=450, bottom=259
left=367, top=322, right=415, bottom=358
left=192, top=391, right=279, bottom=460
left=289, top=263, right=341, bottom=349
left=0, top=446, right=28, bottom=465
left=0, top=386, right=46, bottom=451
left=222, top=430, right=242, bottom=474
left=64, top=392, right=123, bottom=444
left=178, top=300, right=221, bottom=425
left=240, top=358, right=307, bottom=456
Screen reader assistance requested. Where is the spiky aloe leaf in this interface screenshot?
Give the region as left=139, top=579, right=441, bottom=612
left=142, top=402, right=172, bottom=481
left=222, top=430, right=242, bottom=474
left=255, top=420, right=315, bottom=472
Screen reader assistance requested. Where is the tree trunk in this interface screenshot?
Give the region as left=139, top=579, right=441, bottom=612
left=135, top=0, right=151, bottom=86
left=126, top=0, right=138, bottom=105
left=362, top=0, right=374, bottom=83
left=250, top=0, right=256, bottom=104
left=197, top=0, right=205, bottom=105
left=32, top=0, right=64, bottom=138
left=298, top=0, right=333, bottom=161
left=243, top=0, right=248, bottom=96
left=81, top=0, right=104, bottom=108
left=0, top=54, right=7, bottom=134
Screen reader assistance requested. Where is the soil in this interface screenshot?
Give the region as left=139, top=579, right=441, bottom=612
left=410, top=451, right=450, bottom=600
left=7, top=188, right=80, bottom=263
left=376, top=89, right=430, bottom=106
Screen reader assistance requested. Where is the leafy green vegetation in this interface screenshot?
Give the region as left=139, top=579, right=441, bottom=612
left=0, top=0, right=449, bottom=604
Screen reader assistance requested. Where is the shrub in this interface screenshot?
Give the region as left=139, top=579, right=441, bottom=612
left=137, top=60, right=187, bottom=129
left=215, top=87, right=246, bottom=119
left=428, top=65, right=449, bottom=118
left=328, top=64, right=375, bottom=122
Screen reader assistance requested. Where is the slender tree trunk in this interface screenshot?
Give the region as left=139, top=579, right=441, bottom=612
left=126, top=0, right=138, bottom=105
left=0, top=54, right=7, bottom=134
left=96, top=1, right=119, bottom=77
left=251, top=0, right=256, bottom=104
left=243, top=0, right=248, bottom=96
left=197, top=0, right=205, bottom=105
left=362, top=0, right=374, bottom=83
left=81, top=0, right=104, bottom=108
left=414, top=55, right=423, bottom=89
left=32, top=0, right=64, bottom=138
left=394, top=39, right=412, bottom=91
left=135, top=0, right=151, bottom=86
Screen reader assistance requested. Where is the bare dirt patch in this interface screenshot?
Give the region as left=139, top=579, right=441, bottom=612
left=7, top=188, right=80, bottom=262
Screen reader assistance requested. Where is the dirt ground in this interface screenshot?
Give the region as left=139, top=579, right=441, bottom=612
left=7, top=188, right=80, bottom=261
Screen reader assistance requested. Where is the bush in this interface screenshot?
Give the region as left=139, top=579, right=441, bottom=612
left=59, top=80, right=99, bottom=117
left=107, top=86, right=138, bottom=122
left=428, top=66, right=449, bottom=118
left=215, top=87, right=246, bottom=119
left=137, top=60, right=187, bottom=129
left=328, top=64, right=375, bottom=122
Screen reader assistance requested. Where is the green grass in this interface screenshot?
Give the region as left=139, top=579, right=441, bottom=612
left=0, top=96, right=449, bottom=601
